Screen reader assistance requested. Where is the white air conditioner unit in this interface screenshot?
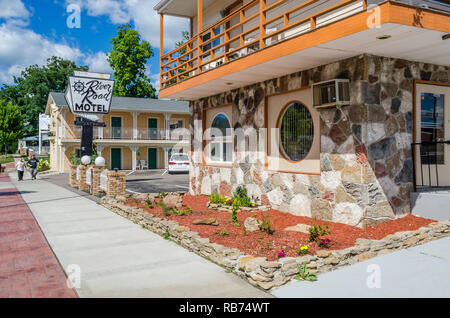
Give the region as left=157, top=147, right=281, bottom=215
left=312, top=79, right=350, bottom=109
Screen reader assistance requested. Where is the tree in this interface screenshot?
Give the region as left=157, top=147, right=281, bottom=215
left=0, top=56, right=88, bottom=136
left=0, top=99, right=23, bottom=155
left=107, top=23, right=156, bottom=98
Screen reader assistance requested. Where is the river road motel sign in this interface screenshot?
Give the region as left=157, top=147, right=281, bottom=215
left=65, top=72, right=115, bottom=115
left=64, top=71, right=115, bottom=157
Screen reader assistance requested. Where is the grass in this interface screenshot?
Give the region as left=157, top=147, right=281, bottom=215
left=0, top=155, right=15, bottom=164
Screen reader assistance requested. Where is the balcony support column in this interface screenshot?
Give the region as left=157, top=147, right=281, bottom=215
left=132, top=112, right=138, bottom=139
left=129, top=145, right=140, bottom=171
left=160, top=14, right=164, bottom=90
left=197, top=0, right=203, bottom=74
left=164, top=113, right=171, bottom=140
left=163, top=146, right=171, bottom=171
left=96, top=145, right=104, bottom=157
left=259, top=0, right=266, bottom=49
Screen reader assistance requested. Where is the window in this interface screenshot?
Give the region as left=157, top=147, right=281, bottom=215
left=420, top=92, right=445, bottom=164
left=278, top=102, right=314, bottom=162
left=209, top=113, right=232, bottom=163
left=202, top=26, right=223, bottom=58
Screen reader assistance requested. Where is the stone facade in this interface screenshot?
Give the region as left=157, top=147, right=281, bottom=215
left=101, top=195, right=450, bottom=291
left=106, top=171, right=126, bottom=196
left=189, top=54, right=450, bottom=227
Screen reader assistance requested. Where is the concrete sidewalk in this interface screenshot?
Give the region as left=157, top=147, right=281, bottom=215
left=272, top=236, right=450, bottom=298
left=9, top=174, right=269, bottom=298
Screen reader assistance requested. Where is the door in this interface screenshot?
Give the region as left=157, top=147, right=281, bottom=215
left=415, top=83, right=450, bottom=187
left=148, top=148, right=157, bottom=169
left=148, top=118, right=158, bottom=140
left=111, top=148, right=122, bottom=170
left=111, top=117, right=122, bottom=139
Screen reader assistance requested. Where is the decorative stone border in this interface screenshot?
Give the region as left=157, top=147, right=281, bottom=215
left=100, top=195, right=450, bottom=291
left=207, top=201, right=270, bottom=212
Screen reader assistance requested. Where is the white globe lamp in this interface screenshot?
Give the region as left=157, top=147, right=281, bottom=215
left=95, top=156, right=106, bottom=167
left=81, top=155, right=91, bottom=165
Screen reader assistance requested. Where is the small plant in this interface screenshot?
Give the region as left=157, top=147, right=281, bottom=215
left=133, top=198, right=139, bottom=204
left=259, top=214, right=274, bottom=235
left=308, top=223, right=330, bottom=243
left=157, top=201, right=171, bottom=216
left=295, top=263, right=317, bottom=282
left=219, top=230, right=229, bottom=236
left=163, top=231, right=170, bottom=240
left=231, top=203, right=239, bottom=226
left=277, top=249, right=286, bottom=258
left=156, top=192, right=168, bottom=199
left=297, top=244, right=310, bottom=255
left=145, top=199, right=153, bottom=209
left=179, top=207, right=193, bottom=215
left=318, top=238, right=331, bottom=249
left=266, top=241, right=272, bottom=250
left=243, top=228, right=247, bottom=236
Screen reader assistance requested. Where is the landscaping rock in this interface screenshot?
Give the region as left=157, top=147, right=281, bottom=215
left=316, top=250, right=331, bottom=258
left=163, top=194, right=183, bottom=209
left=192, top=218, right=219, bottom=226
left=244, top=217, right=262, bottom=232
left=283, top=223, right=310, bottom=234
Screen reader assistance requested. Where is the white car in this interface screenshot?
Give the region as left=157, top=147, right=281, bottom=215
left=168, top=153, right=190, bottom=174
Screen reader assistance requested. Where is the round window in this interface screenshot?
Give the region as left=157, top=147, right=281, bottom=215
left=279, top=102, right=314, bottom=162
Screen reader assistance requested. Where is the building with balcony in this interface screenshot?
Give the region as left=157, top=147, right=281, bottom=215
left=45, top=92, right=190, bottom=172
left=155, top=0, right=450, bottom=227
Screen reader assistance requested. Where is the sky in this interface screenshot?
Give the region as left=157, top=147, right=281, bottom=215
left=0, top=0, right=190, bottom=93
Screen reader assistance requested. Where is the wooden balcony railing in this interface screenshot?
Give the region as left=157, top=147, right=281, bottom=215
left=160, top=0, right=367, bottom=89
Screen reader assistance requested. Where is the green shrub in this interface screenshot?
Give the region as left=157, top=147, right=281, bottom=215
left=209, top=193, right=227, bottom=205
left=219, top=230, right=229, bottom=236
left=231, top=186, right=251, bottom=207
left=145, top=200, right=153, bottom=209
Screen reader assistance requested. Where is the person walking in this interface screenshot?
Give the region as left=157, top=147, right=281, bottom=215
left=16, top=158, right=26, bottom=181
left=28, top=155, right=40, bottom=180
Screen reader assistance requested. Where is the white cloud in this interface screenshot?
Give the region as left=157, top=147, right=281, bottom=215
left=0, top=23, right=84, bottom=84
left=0, top=0, right=30, bottom=21
left=84, top=51, right=113, bottom=73
left=66, top=0, right=190, bottom=49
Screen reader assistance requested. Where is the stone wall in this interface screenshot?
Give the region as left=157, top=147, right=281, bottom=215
left=189, top=54, right=450, bottom=227
left=101, top=195, right=450, bottom=291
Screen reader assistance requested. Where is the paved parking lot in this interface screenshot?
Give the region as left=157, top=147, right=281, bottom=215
left=40, top=170, right=190, bottom=196
left=125, top=170, right=189, bottom=194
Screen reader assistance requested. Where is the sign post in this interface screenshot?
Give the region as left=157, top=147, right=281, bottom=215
left=65, top=72, right=114, bottom=160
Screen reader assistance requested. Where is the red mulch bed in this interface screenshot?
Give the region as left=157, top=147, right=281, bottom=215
left=125, top=195, right=435, bottom=261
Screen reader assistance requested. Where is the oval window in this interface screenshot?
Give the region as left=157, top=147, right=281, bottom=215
left=279, top=102, right=314, bottom=162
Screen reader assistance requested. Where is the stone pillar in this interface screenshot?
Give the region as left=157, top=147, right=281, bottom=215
left=77, top=165, right=90, bottom=191
left=90, top=166, right=106, bottom=196
left=106, top=171, right=126, bottom=196
left=69, top=164, right=78, bottom=187
left=164, top=113, right=171, bottom=140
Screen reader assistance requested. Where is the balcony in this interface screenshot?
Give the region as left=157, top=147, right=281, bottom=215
left=157, top=0, right=450, bottom=100
left=64, top=126, right=190, bottom=141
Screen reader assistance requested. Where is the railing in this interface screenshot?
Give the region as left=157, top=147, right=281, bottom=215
left=160, top=0, right=367, bottom=89
left=65, top=126, right=190, bottom=141
left=411, top=141, right=450, bottom=191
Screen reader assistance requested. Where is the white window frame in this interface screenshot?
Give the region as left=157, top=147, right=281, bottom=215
left=207, top=112, right=233, bottom=164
